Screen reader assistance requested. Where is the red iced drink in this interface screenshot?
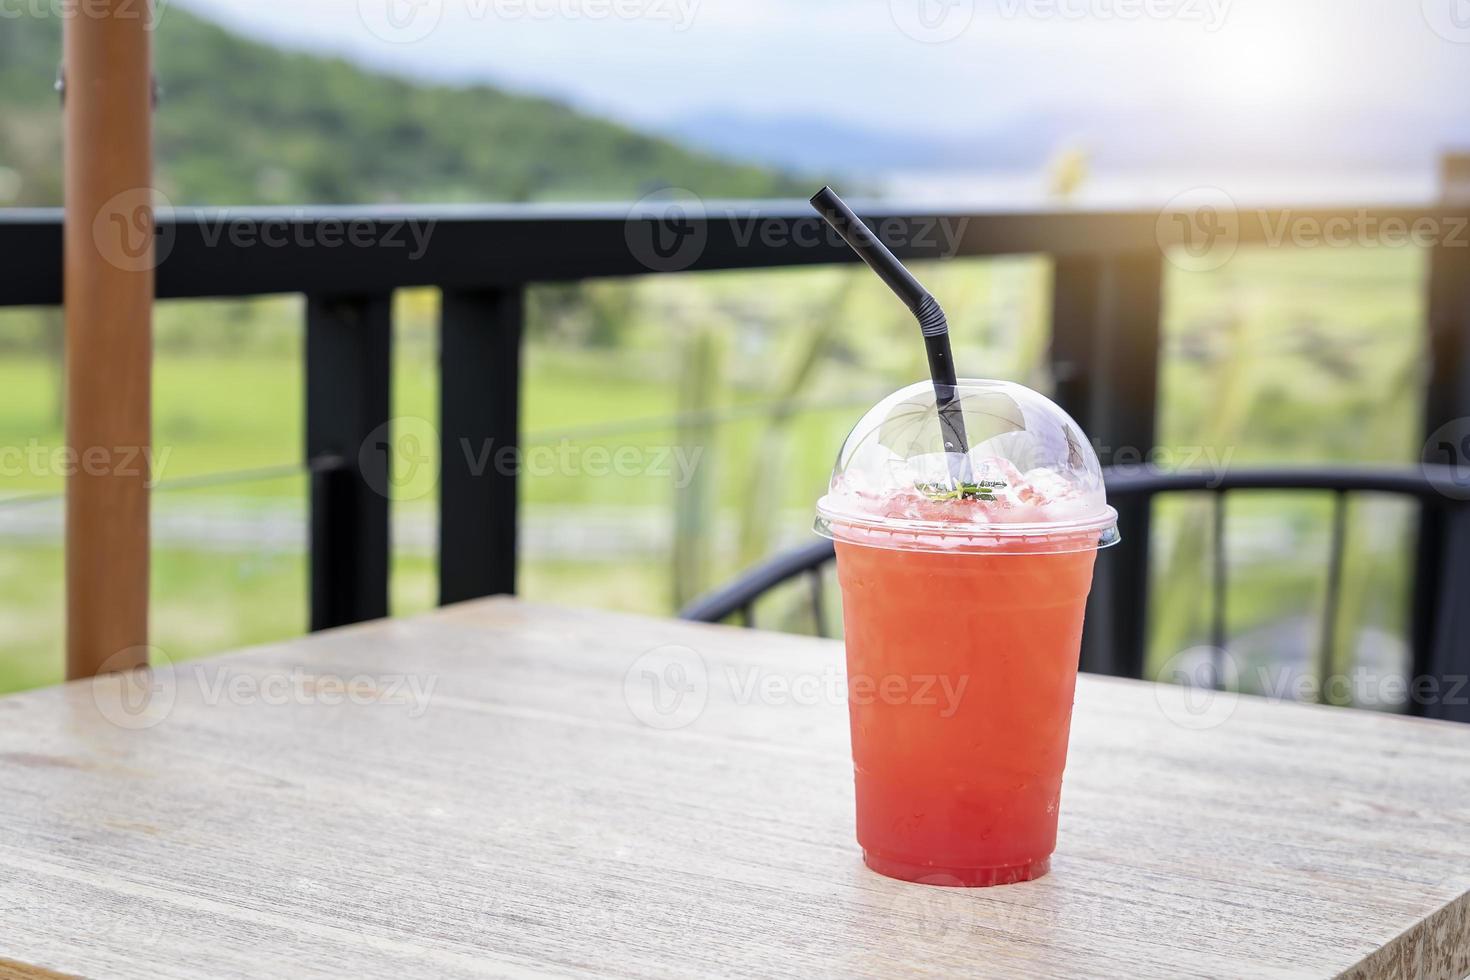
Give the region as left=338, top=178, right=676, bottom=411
left=816, top=380, right=1118, bottom=886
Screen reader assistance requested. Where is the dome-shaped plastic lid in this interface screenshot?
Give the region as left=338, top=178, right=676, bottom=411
left=815, top=379, right=1120, bottom=554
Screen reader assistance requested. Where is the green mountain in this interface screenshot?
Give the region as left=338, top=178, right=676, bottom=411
left=0, top=7, right=801, bottom=207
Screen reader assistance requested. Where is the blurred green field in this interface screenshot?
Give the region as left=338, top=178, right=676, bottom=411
left=0, top=245, right=1432, bottom=697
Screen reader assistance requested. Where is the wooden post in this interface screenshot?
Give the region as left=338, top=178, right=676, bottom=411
left=64, top=1, right=155, bottom=678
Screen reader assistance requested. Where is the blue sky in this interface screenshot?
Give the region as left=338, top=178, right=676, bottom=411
left=170, top=0, right=1470, bottom=191
left=172, top=0, right=1467, bottom=127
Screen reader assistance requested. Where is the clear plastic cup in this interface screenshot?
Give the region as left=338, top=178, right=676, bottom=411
left=815, top=379, right=1119, bottom=887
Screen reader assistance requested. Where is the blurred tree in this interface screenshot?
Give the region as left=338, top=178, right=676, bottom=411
left=0, top=8, right=808, bottom=209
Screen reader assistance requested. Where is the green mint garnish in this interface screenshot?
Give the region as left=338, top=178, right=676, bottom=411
left=917, top=480, right=1007, bottom=502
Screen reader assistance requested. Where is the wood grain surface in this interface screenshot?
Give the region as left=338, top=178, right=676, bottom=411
left=1, top=599, right=1467, bottom=978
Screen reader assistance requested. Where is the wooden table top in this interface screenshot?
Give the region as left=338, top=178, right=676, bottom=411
left=2, top=599, right=1468, bottom=979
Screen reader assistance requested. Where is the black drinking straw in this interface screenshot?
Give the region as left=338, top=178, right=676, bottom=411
left=810, top=187, right=972, bottom=481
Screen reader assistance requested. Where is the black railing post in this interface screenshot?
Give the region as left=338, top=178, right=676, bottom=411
left=306, top=293, right=392, bottom=630
left=1424, top=503, right=1470, bottom=723
left=1051, top=252, right=1164, bottom=679
left=1416, top=200, right=1470, bottom=713
left=439, top=287, right=524, bottom=605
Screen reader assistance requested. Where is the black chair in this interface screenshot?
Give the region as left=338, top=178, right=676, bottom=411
left=679, top=539, right=837, bottom=633
left=679, top=464, right=1470, bottom=722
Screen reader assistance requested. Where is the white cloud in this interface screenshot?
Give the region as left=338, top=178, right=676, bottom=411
left=172, top=0, right=1469, bottom=139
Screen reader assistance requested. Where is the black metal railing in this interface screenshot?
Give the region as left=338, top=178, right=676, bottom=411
left=680, top=465, right=1470, bottom=723
left=2, top=201, right=1468, bottom=684
left=1105, top=466, right=1470, bottom=722
left=679, top=539, right=836, bottom=631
